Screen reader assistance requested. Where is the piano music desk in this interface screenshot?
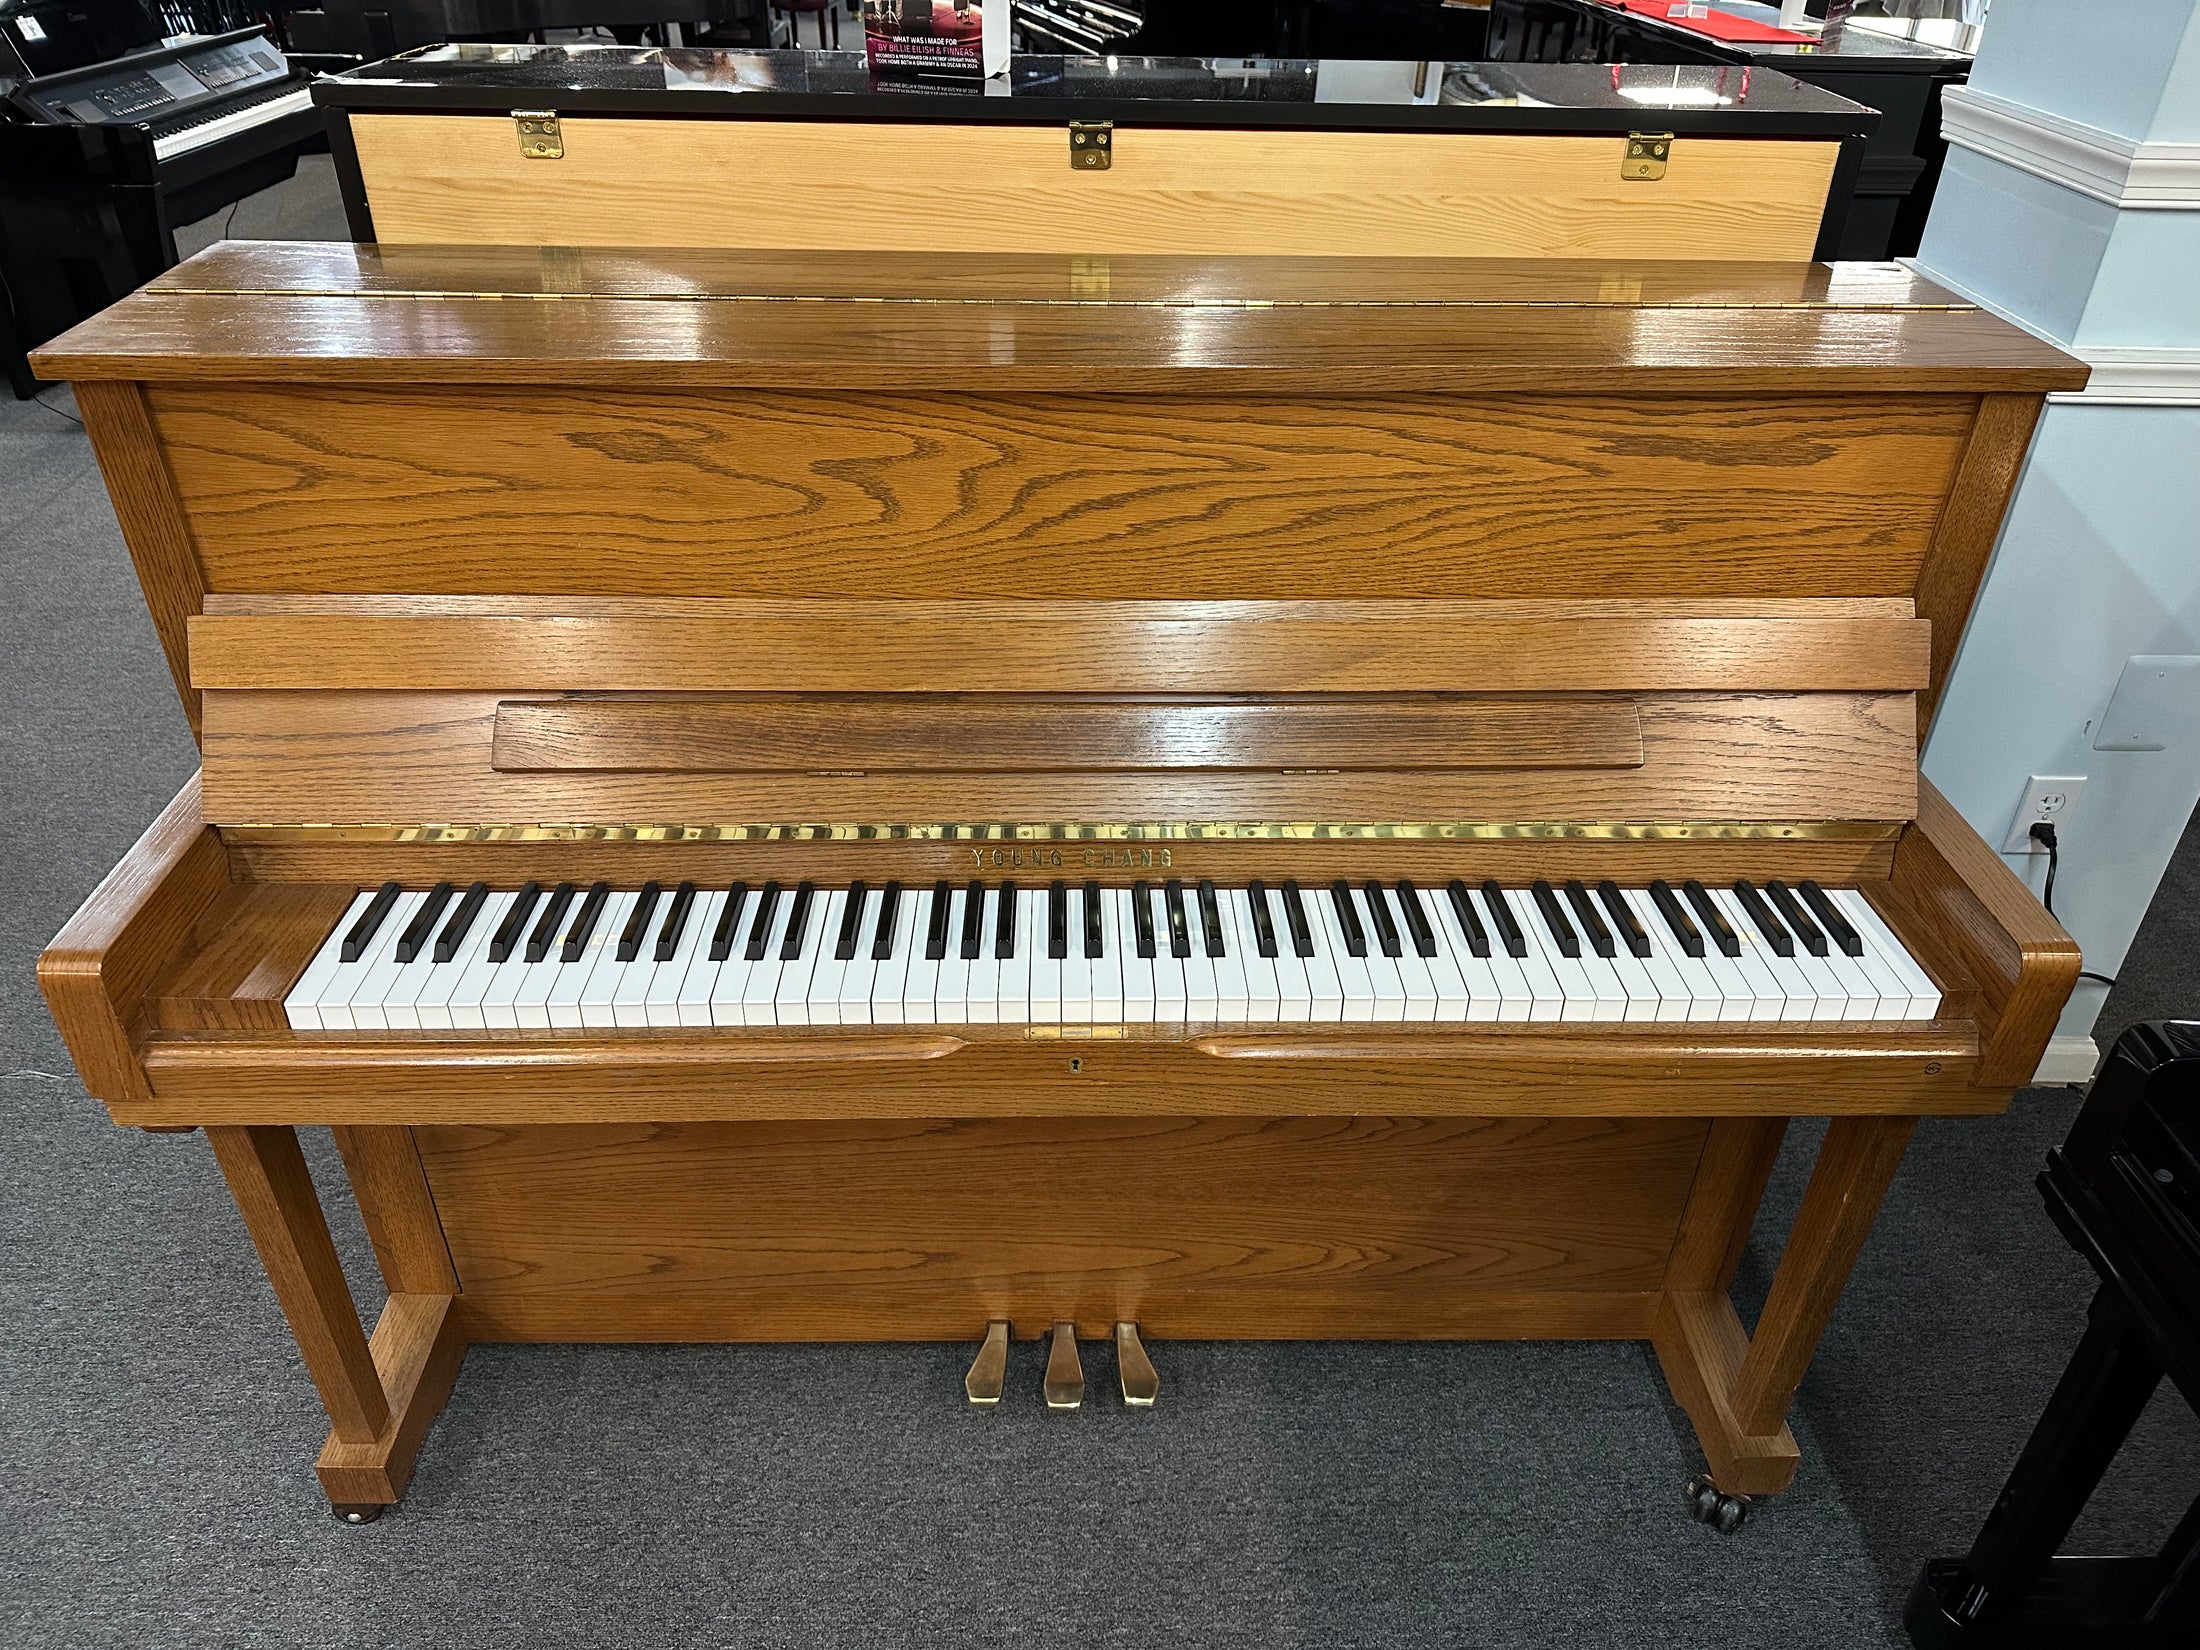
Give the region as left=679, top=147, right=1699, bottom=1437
left=34, top=243, right=2086, bottom=1518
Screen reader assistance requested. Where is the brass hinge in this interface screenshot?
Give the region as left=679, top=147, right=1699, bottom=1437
left=1622, top=131, right=1672, bottom=181
left=514, top=110, right=563, bottom=160
left=1069, top=120, right=1112, bottom=171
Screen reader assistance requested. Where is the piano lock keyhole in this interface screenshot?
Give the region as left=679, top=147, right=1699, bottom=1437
left=1069, top=1058, right=1084, bottom=1073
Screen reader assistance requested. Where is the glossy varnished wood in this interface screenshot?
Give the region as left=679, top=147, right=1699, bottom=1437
left=349, top=116, right=1839, bottom=261
left=314, top=1291, right=465, bottom=1507
left=414, top=1115, right=1707, bottom=1341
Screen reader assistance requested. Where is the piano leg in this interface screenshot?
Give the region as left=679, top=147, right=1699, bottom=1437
left=207, top=1125, right=466, bottom=1519
left=1654, top=1114, right=1917, bottom=1499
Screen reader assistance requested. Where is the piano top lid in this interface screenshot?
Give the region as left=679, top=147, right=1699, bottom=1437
left=313, top=45, right=1877, bottom=139
left=34, top=241, right=2090, bottom=394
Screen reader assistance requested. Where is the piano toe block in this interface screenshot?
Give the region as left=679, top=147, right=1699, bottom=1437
left=314, top=1292, right=468, bottom=1510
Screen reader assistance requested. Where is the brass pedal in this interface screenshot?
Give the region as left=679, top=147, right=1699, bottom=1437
left=1115, top=1321, right=1159, bottom=1408
left=965, top=1320, right=1009, bottom=1406
left=1044, top=1321, right=1084, bottom=1410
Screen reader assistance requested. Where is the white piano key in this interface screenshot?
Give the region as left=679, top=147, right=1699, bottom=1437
left=647, top=888, right=715, bottom=1028
left=932, top=889, right=976, bottom=1024
left=1115, top=890, right=1158, bottom=1024
left=773, top=889, right=831, bottom=1026
left=1596, top=922, right=1663, bottom=1024
left=417, top=890, right=510, bottom=1030
left=1267, top=890, right=1316, bottom=1021
left=1483, top=890, right=1564, bottom=1023
left=1312, top=892, right=1376, bottom=1022
left=342, top=891, right=430, bottom=1031
left=964, top=888, right=1002, bottom=1026
left=674, top=891, right=730, bottom=1028
left=1346, top=888, right=1408, bottom=1024
left=1026, top=890, right=1064, bottom=1025
left=994, top=889, right=1033, bottom=1024
left=1721, top=886, right=1840, bottom=1021
left=1831, top=890, right=1943, bottom=1019
left=1207, top=891, right=1251, bottom=1021
left=566, top=891, right=638, bottom=1029
left=739, top=896, right=791, bottom=1026
left=1392, top=886, right=1464, bottom=1022
left=1426, top=888, right=1502, bottom=1022
left=1519, top=896, right=1599, bottom=1025
left=611, top=894, right=671, bottom=1029
left=1289, top=890, right=1344, bottom=1022
left=827, top=887, right=880, bottom=1027
left=284, top=889, right=376, bottom=1030
left=867, top=888, right=916, bottom=1026
left=900, top=887, right=951, bottom=1023
left=1059, top=886, right=1097, bottom=1024
left=1182, top=895, right=1223, bottom=1021
left=1620, top=889, right=1701, bottom=1024
left=442, top=891, right=523, bottom=1031
left=1708, top=888, right=1800, bottom=1022
left=1229, top=891, right=1283, bottom=1023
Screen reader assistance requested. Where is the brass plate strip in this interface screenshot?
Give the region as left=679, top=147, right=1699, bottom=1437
left=225, top=819, right=1903, bottom=844
left=165, top=287, right=1974, bottom=314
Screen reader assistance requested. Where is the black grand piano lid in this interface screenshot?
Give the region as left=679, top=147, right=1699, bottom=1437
left=317, top=44, right=1876, bottom=137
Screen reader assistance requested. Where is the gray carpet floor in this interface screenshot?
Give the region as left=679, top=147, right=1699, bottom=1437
left=7, top=224, right=2200, bottom=1647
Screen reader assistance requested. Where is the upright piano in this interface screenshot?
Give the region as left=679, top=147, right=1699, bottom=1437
left=35, top=240, right=2086, bottom=1523
left=0, top=4, right=331, bottom=395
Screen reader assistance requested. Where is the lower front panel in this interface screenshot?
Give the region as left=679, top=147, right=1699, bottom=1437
left=413, top=1115, right=1708, bottom=1342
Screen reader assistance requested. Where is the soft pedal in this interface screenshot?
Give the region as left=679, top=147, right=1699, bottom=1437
left=1115, top=1321, right=1159, bottom=1408
left=964, top=1319, right=1008, bottom=1405
left=1044, top=1321, right=1084, bottom=1410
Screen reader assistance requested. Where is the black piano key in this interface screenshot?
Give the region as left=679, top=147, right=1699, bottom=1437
left=1247, top=880, right=1279, bottom=959
left=1360, top=881, right=1402, bottom=958
left=743, top=880, right=783, bottom=963
left=561, top=881, right=611, bottom=963
left=1280, top=879, right=1315, bottom=959
left=1328, top=879, right=1368, bottom=958
left=1479, top=880, right=1528, bottom=960
left=488, top=880, right=542, bottom=964
left=833, top=881, right=868, bottom=962
left=396, top=881, right=455, bottom=963
left=1682, top=879, right=1740, bottom=957
left=1394, top=881, right=1439, bottom=958
left=1562, top=880, right=1614, bottom=959
left=1047, top=880, right=1069, bottom=961
left=922, top=879, right=952, bottom=962
left=994, top=880, right=1018, bottom=960
left=1732, top=880, right=1796, bottom=958
left=1799, top=880, right=1865, bottom=957
left=779, top=880, right=817, bottom=961
left=870, top=880, right=902, bottom=962
left=960, top=880, right=988, bottom=961
left=1649, top=880, right=1704, bottom=957
left=655, top=881, right=697, bottom=962
left=341, top=881, right=404, bottom=964
left=1765, top=880, right=1828, bottom=957
left=1597, top=880, right=1652, bottom=958
left=1083, top=881, right=1106, bottom=959
left=527, top=882, right=577, bottom=964
left=1196, top=880, right=1226, bottom=958
left=434, top=881, right=491, bottom=963
left=617, top=881, right=663, bottom=962
left=1445, top=880, right=1491, bottom=957
left=710, top=882, right=750, bottom=963
left=1164, top=879, right=1192, bottom=960
left=1530, top=880, right=1580, bottom=959
left=1132, top=880, right=1157, bottom=959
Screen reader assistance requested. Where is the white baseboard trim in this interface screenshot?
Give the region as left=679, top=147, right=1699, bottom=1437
left=1941, top=83, right=2200, bottom=209
left=1898, top=259, right=2200, bottom=406
left=2032, top=1034, right=2102, bottom=1086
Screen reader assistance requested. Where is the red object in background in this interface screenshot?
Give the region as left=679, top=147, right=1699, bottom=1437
left=1604, top=0, right=1814, bottom=45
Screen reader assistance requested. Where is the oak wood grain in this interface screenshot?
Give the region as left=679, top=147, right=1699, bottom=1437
left=332, top=1125, right=460, bottom=1295
left=1652, top=1291, right=1801, bottom=1495
left=1663, top=1116, right=1791, bottom=1294
left=195, top=689, right=1920, bottom=828
left=1889, top=777, right=2080, bottom=1089
left=37, top=775, right=230, bottom=1108
left=152, top=881, right=352, bottom=1031
left=72, top=381, right=208, bottom=736
left=351, top=117, right=1837, bottom=261
left=1916, top=393, right=2045, bottom=730
left=155, top=386, right=1974, bottom=600
left=414, top=1115, right=1705, bottom=1340
left=187, top=601, right=1932, bottom=693
left=125, top=1023, right=1990, bottom=1126
left=1730, top=1113, right=1917, bottom=1437
left=313, top=1291, right=466, bottom=1507
left=206, top=1124, right=388, bottom=1443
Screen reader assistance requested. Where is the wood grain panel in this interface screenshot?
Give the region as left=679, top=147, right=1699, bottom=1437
left=413, top=1115, right=1706, bottom=1340
left=195, top=689, right=1920, bottom=826
left=153, top=881, right=352, bottom=1031
left=314, top=1291, right=466, bottom=1507
left=1915, top=393, right=2045, bottom=729
left=488, top=695, right=1647, bottom=774
left=153, top=386, right=1974, bottom=599
left=1653, top=1291, right=1801, bottom=1495
left=351, top=117, right=1837, bottom=261
left=187, top=599, right=1931, bottom=695
left=72, top=381, right=208, bottom=736
left=331, top=1125, right=460, bottom=1295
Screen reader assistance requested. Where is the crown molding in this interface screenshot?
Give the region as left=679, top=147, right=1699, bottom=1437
left=1940, top=83, right=2200, bottom=209
left=1900, top=259, right=2200, bottom=406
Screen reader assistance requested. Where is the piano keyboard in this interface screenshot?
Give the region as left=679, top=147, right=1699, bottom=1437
left=284, top=877, right=1941, bottom=1030
left=152, top=84, right=317, bottom=161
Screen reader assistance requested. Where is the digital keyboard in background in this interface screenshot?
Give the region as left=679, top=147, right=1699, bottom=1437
left=286, top=877, right=1943, bottom=1031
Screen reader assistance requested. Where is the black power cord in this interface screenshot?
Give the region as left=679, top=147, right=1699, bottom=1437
left=2030, top=821, right=2119, bottom=988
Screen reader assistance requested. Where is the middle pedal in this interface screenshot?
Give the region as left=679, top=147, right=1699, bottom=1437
left=1044, top=1320, right=1084, bottom=1410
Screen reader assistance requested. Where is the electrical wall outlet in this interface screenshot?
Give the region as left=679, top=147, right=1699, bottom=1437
left=2003, top=775, right=2087, bottom=853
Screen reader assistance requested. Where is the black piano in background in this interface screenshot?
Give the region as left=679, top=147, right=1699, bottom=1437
left=0, top=0, right=344, bottom=397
